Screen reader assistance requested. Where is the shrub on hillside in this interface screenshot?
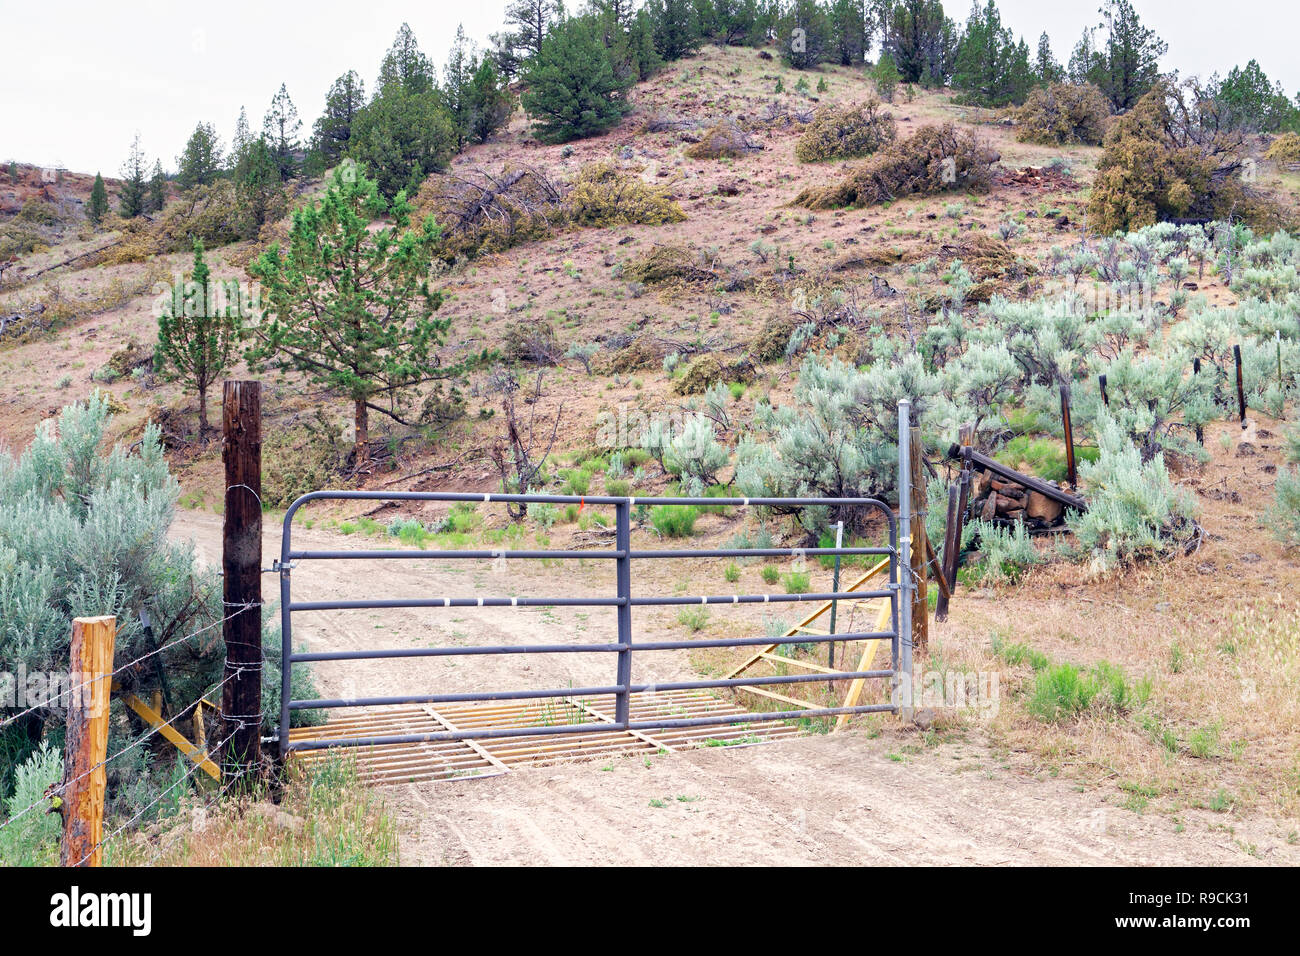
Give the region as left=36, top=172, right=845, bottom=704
left=794, top=99, right=897, bottom=163
left=685, top=122, right=762, bottom=160
left=417, top=164, right=562, bottom=259
left=1265, top=132, right=1300, bottom=164
left=1014, top=83, right=1110, bottom=146
left=418, top=161, right=683, bottom=260
left=1268, top=427, right=1300, bottom=547
left=561, top=161, right=685, bottom=227
left=1066, top=415, right=1198, bottom=575
left=1088, top=80, right=1284, bottom=234
left=793, top=123, right=1000, bottom=209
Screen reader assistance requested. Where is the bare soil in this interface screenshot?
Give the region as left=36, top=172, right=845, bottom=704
left=168, top=510, right=1300, bottom=866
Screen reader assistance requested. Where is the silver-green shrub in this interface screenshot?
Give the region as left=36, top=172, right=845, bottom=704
left=1067, top=415, right=1198, bottom=574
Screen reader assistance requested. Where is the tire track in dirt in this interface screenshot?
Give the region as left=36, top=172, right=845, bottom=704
left=170, top=511, right=1297, bottom=866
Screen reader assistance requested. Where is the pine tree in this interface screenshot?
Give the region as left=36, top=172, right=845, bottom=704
left=148, top=160, right=167, bottom=212
left=262, top=83, right=302, bottom=181
left=155, top=239, right=241, bottom=436
left=176, top=122, right=223, bottom=189
left=87, top=173, right=108, bottom=225
left=118, top=134, right=148, bottom=218
left=247, top=167, right=482, bottom=464
left=503, top=0, right=563, bottom=64
left=312, top=71, right=366, bottom=164
left=521, top=16, right=631, bottom=144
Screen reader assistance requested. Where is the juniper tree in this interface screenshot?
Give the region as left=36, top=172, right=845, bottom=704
left=466, top=58, right=513, bottom=144
left=247, top=167, right=484, bottom=463
left=502, top=0, right=563, bottom=63
left=351, top=25, right=457, bottom=198
left=145, top=160, right=166, bottom=213
left=155, top=240, right=241, bottom=437
left=521, top=16, right=631, bottom=143
left=375, top=22, right=437, bottom=96
left=875, top=0, right=956, bottom=85
left=651, top=0, right=702, bottom=62
left=312, top=71, right=366, bottom=165
left=1091, top=0, right=1167, bottom=110
left=1033, top=32, right=1062, bottom=85
left=87, top=173, right=108, bottom=225
left=777, top=0, right=830, bottom=70
left=442, top=25, right=479, bottom=150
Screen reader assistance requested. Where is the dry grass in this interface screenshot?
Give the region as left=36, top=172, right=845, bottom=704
left=109, top=756, right=399, bottom=866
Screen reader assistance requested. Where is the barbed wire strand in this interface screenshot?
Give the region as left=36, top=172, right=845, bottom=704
left=0, top=601, right=262, bottom=732
left=0, top=665, right=251, bottom=833
left=78, top=724, right=246, bottom=867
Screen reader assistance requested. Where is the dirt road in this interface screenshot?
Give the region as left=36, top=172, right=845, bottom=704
left=169, top=510, right=1298, bottom=866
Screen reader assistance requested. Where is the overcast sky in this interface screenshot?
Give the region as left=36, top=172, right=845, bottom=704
left=2, top=0, right=1298, bottom=176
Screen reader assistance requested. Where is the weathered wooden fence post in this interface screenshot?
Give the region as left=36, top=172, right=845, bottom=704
left=60, top=615, right=116, bottom=867
left=1060, top=382, right=1077, bottom=488
left=1234, top=344, right=1247, bottom=428
left=1192, top=358, right=1204, bottom=445
left=935, top=483, right=960, bottom=622
left=221, top=380, right=263, bottom=785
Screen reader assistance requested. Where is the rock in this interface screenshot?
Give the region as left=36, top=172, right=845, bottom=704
left=980, top=495, right=997, bottom=521
left=1154, top=602, right=1171, bottom=613
left=994, top=493, right=1021, bottom=516
left=1026, top=490, right=1064, bottom=523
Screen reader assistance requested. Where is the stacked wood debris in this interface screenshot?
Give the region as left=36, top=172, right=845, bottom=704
left=967, top=468, right=1069, bottom=531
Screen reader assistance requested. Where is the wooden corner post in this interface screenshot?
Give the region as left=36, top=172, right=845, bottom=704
left=61, top=615, right=116, bottom=867
left=222, top=380, right=263, bottom=785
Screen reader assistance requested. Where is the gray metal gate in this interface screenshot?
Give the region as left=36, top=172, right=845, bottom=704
left=275, top=405, right=918, bottom=758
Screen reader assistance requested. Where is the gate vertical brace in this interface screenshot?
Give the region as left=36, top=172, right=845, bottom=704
left=221, top=380, right=263, bottom=784
left=614, top=499, right=633, bottom=727
left=896, top=401, right=914, bottom=720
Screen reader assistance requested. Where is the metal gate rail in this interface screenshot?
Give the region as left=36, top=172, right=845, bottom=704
left=277, top=492, right=908, bottom=757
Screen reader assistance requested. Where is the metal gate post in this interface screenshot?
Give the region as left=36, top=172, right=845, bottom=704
left=614, top=498, right=633, bottom=726
left=896, top=400, right=914, bottom=720
left=279, top=522, right=294, bottom=758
